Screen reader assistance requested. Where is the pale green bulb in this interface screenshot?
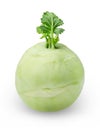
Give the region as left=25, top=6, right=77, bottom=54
left=15, top=42, right=84, bottom=111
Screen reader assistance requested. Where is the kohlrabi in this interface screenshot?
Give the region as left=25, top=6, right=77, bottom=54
left=15, top=11, right=84, bottom=111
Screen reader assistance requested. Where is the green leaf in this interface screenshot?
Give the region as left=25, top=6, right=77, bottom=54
left=37, top=26, right=42, bottom=34
left=36, top=11, right=65, bottom=48
left=54, top=28, right=65, bottom=35
left=41, top=12, right=51, bottom=27
left=53, top=18, right=64, bottom=29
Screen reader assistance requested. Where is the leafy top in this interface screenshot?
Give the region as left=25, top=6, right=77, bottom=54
left=37, top=11, right=65, bottom=49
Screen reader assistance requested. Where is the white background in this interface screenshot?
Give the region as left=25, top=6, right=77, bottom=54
left=0, top=0, right=100, bottom=129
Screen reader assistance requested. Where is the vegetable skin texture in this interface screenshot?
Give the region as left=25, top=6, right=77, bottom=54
left=15, top=42, right=84, bottom=111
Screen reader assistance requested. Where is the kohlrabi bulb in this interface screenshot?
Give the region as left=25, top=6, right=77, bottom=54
left=15, top=11, right=84, bottom=111
left=16, top=42, right=84, bottom=111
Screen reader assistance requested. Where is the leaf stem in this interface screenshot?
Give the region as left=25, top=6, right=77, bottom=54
left=51, top=16, right=55, bottom=48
